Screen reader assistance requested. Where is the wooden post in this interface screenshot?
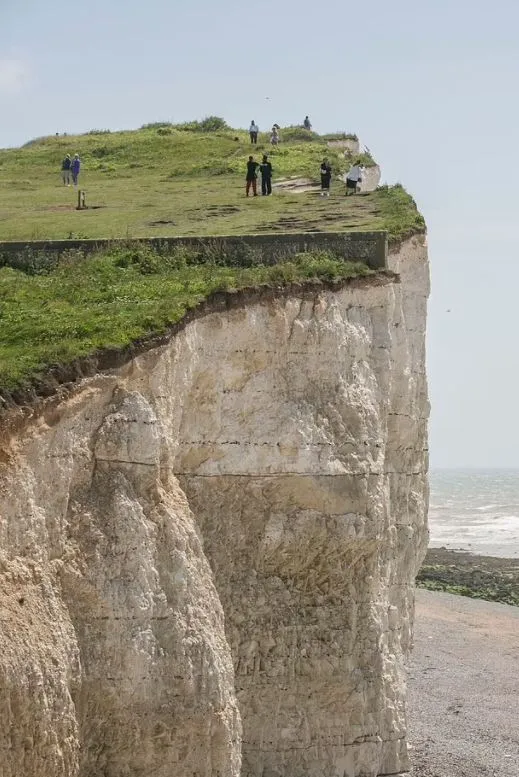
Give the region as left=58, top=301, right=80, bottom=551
left=77, top=190, right=81, bottom=210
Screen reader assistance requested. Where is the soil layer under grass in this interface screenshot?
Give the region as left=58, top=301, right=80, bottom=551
left=417, top=547, right=519, bottom=607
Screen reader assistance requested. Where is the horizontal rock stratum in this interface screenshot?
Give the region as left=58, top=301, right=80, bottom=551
left=0, top=236, right=429, bottom=777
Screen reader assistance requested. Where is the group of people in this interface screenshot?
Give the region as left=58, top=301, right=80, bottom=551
left=246, top=115, right=364, bottom=197
left=58, top=117, right=362, bottom=201
left=249, top=116, right=312, bottom=146
left=61, top=154, right=81, bottom=186
left=246, top=155, right=272, bottom=196
left=248, top=120, right=280, bottom=146
left=320, top=158, right=364, bottom=197
left=245, top=154, right=364, bottom=198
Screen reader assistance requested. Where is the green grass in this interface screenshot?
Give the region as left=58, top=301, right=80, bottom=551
left=0, top=123, right=424, bottom=243
left=0, top=121, right=422, bottom=398
left=0, top=244, right=376, bottom=394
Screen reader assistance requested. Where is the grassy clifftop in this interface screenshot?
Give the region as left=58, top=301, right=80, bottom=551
left=0, top=121, right=424, bottom=242
left=0, top=120, right=423, bottom=400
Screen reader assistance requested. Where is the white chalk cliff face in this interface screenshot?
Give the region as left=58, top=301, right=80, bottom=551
left=0, top=236, right=429, bottom=777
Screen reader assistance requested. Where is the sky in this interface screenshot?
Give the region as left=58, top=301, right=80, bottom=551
left=1, top=0, right=518, bottom=467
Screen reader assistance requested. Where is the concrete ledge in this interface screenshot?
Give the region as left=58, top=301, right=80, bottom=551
left=0, top=231, right=388, bottom=270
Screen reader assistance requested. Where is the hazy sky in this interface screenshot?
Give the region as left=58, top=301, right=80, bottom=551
left=1, top=0, right=518, bottom=467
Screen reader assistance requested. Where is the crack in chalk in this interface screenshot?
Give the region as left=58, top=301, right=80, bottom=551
left=176, top=470, right=426, bottom=477
left=94, top=461, right=426, bottom=477
left=175, top=441, right=381, bottom=448
left=243, top=735, right=406, bottom=752
left=95, top=458, right=157, bottom=467
left=288, top=297, right=305, bottom=343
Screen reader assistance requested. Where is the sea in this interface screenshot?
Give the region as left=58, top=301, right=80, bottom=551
left=429, top=469, right=519, bottom=558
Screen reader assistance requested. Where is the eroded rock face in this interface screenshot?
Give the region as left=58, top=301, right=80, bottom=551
left=0, top=237, right=429, bottom=777
left=0, top=391, right=240, bottom=777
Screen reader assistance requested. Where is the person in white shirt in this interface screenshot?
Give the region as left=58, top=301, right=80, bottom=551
left=249, top=121, right=259, bottom=144
left=346, top=161, right=363, bottom=194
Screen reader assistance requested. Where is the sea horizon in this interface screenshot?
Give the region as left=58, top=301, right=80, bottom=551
left=428, top=468, right=519, bottom=559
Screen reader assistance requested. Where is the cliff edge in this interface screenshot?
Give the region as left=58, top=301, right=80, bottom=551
left=0, top=235, right=429, bottom=777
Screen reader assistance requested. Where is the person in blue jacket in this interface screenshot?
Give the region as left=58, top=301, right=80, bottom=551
left=71, top=154, right=81, bottom=186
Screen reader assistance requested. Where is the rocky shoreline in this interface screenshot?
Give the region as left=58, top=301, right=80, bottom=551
left=417, top=547, right=519, bottom=606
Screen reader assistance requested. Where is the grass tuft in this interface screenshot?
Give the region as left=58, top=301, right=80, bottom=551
left=0, top=245, right=375, bottom=393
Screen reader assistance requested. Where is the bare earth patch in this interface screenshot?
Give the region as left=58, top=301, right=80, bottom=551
left=273, top=177, right=319, bottom=194
left=37, top=205, right=77, bottom=212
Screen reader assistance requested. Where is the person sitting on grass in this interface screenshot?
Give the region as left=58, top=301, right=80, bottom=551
left=320, top=158, right=331, bottom=197
left=345, top=161, right=363, bottom=195
left=61, top=154, right=72, bottom=186
left=259, top=154, right=273, bottom=196
left=246, top=156, right=259, bottom=196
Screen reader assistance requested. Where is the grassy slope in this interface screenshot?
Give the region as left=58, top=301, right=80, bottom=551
left=0, top=245, right=376, bottom=393
left=0, top=125, right=424, bottom=242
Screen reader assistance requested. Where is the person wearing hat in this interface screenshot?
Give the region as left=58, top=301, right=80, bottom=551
left=71, top=154, right=81, bottom=187
left=61, top=154, right=72, bottom=185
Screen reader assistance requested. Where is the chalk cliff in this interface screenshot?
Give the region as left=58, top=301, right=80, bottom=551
left=0, top=236, right=429, bottom=777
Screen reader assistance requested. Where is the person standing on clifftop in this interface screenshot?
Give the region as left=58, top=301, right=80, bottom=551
left=71, top=154, right=81, bottom=187
left=304, top=115, right=312, bottom=130
left=249, top=120, right=259, bottom=144
left=320, top=158, right=331, bottom=196
left=259, top=154, right=273, bottom=196
left=61, top=154, right=71, bottom=186
left=345, top=161, right=363, bottom=195
left=246, top=155, right=259, bottom=196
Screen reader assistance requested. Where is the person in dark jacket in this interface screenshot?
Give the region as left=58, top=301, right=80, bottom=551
left=320, top=158, right=331, bottom=196
left=304, top=115, right=312, bottom=130
left=246, top=156, right=259, bottom=196
left=259, top=155, right=273, bottom=196
left=71, top=154, right=81, bottom=187
left=61, top=154, right=71, bottom=185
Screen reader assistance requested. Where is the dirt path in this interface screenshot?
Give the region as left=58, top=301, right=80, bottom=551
left=408, top=589, right=519, bottom=776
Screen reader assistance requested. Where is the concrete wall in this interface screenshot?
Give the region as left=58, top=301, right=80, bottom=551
left=0, top=231, right=388, bottom=270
